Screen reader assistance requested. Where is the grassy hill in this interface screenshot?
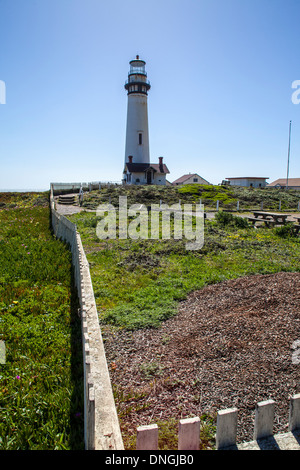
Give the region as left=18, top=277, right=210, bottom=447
left=79, top=184, right=300, bottom=212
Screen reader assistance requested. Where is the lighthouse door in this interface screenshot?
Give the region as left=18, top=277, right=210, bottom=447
left=146, top=170, right=152, bottom=185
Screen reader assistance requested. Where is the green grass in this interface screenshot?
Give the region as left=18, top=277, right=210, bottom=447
left=178, top=183, right=237, bottom=206
left=0, top=200, right=84, bottom=449
left=0, top=191, right=49, bottom=209
left=69, top=209, right=300, bottom=331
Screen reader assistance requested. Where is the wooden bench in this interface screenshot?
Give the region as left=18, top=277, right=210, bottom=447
left=293, top=224, right=300, bottom=234
left=252, top=211, right=289, bottom=225
left=247, top=217, right=275, bottom=228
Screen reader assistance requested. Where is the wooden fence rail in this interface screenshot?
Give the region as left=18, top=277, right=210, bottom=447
left=136, top=394, right=300, bottom=450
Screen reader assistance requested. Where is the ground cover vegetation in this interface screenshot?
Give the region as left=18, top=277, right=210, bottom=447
left=68, top=185, right=300, bottom=448
left=70, top=208, right=300, bottom=331
left=79, top=183, right=300, bottom=212
left=0, top=193, right=84, bottom=449
left=0, top=191, right=49, bottom=209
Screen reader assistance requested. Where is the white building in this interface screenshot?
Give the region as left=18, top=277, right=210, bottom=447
left=225, top=177, right=269, bottom=188
left=122, top=56, right=169, bottom=185
left=269, top=178, right=300, bottom=190
left=123, top=156, right=170, bottom=185
left=172, top=173, right=211, bottom=186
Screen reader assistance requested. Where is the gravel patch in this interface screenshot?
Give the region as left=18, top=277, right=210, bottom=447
left=102, top=272, right=300, bottom=445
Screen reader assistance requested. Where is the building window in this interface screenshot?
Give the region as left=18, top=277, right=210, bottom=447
left=139, top=133, right=142, bottom=145
left=193, top=178, right=198, bottom=182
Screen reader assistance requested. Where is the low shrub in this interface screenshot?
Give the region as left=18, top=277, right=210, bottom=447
left=274, top=223, right=298, bottom=238
left=215, top=211, right=249, bottom=228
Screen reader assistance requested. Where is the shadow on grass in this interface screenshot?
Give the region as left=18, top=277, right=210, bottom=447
left=69, top=271, right=85, bottom=450
left=49, top=202, right=84, bottom=449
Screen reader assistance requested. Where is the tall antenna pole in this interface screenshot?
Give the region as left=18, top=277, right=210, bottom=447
left=286, top=120, right=292, bottom=190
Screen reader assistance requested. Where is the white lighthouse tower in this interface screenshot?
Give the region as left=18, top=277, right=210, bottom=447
left=123, top=55, right=170, bottom=185
left=124, top=55, right=151, bottom=165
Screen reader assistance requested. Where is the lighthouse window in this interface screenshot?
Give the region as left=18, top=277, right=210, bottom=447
left=139, top=133, right=142, bottom=145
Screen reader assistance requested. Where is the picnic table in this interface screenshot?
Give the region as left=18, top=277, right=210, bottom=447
left=292, top=216, right=300, bottom=233
left=247, top=211, right=289, bottom=227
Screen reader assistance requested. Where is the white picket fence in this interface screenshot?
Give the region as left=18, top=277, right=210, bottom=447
left=136, top=394, right=300, bottom=450
left=50, top=186, right=124, bottom=450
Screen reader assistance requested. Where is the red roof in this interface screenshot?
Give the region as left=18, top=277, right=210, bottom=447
left=172, top=173, right=210, bottom=185
left=269, top=178, right=300, bottom=187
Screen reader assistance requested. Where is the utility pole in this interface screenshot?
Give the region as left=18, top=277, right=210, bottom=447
left=286, top=120, right=292, bottom=190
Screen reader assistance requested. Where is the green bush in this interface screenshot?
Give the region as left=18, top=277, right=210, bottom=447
left=233, top=215, right=249, bottom=228
left=274, top=223, right=298, bottom=238
left=215, top=211, right=249, bottom=228
left=177, top=184, right=200, bottom=195
left=215, top=211, right=234, bottom=226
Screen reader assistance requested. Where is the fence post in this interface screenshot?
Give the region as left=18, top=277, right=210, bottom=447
left=260, top=201, right=263, bottom=210
left=237, top=201, right=240, bottom=211
left=289, top=393, right=300, bottom=432
left=178, top=417, right=200, bottom=450
left=298, top=201, right=300, bottom=212
left=279, top=200, right=281, bottom=211
left=136, top=424, right=158, bottom=450
left=216, top=407, right=238, bottom=449
left=253, top=399, right=275, bottom=440
left=87, top=386, right=95, bottom=450
left=216, top=200, right=219, bottom=211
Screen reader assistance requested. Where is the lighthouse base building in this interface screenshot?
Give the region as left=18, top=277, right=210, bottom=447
left=123, top=156, right=170, bottom=186
left=122, top=55, right=169, bottom=186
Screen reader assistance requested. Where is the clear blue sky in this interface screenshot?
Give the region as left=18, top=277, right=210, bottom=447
left=0, top=0, right=300, bottom=190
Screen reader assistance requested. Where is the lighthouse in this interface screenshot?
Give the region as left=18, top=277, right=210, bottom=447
left=123, top=55, right=169, bottom=185
left=124, top=55, right=151, bottom=165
